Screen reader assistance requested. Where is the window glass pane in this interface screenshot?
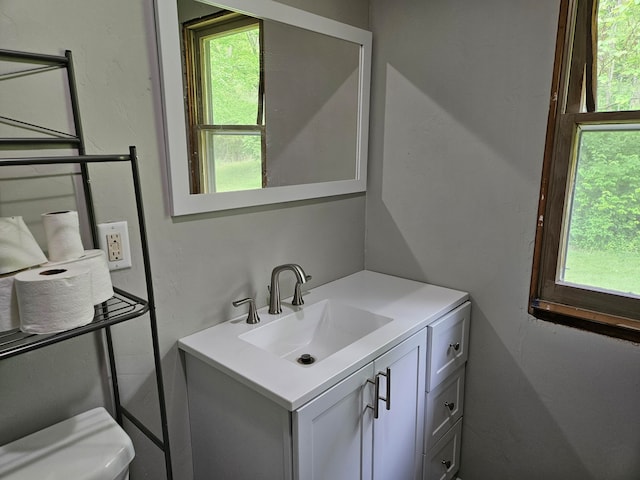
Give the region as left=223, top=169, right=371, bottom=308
left=202, top=25, right=260, bottom=125
left=597, top=0, right=640, bottom=112
left=560, top=128, right=640, bottom=296
left=201, top=130, right=262, bottom=193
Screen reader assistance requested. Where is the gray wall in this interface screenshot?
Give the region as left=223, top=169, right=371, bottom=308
left=0, top=1, right=367, bottom=478
left=265, top=22, right=359, bottom=186
left=366, top=0, right=640, bottom=479
left=3, top=1, right=639, bottom=479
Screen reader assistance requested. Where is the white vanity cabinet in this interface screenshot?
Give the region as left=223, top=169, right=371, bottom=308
left=186, top=330, right=427, bottom=480
left=294, top=329, right=426, bottom=480
left=179, top=270, right=470, bottom=480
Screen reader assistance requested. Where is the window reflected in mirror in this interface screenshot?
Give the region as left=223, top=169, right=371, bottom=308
left=178, top=0, right=361, bottom=196
left=184, top=12, right=265, bottom=193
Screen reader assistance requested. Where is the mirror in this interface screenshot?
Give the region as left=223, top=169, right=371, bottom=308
left=154, top=0, right=372, bottom=215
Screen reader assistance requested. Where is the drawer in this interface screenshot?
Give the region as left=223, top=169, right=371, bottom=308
left=424, top=366, right=465, bottom=451
left=426, top=302, right=470, bottom=391
left=422, top=418, right=462, bottom=480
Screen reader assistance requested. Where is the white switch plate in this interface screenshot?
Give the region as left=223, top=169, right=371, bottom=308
left=97, top=221, right=132, bottom=271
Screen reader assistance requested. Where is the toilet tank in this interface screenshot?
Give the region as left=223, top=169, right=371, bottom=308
left=0, top=407, right=135, bottom=480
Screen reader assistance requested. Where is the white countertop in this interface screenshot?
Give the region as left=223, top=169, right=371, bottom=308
left=178, top=270, right=469, bottom=410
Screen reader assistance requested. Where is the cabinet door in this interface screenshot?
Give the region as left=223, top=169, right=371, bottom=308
left=373, top=329, right=427, bottom=480
left=294, top=363, right=375, bottom=480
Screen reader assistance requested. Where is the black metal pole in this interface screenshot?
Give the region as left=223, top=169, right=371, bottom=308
left=0, top=138, right=82, bottom=147
left=0, top=154, right=131, bottom=166
left=0, top=48, right=68, bottom=65
left=128, top=147, right=174, bottom=480
left=104, top=326, right=124, bottom=425
left=65, top=50, right=99, bottom=249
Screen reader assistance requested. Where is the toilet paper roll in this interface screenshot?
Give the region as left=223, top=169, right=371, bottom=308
left=45, top=249, right=114, bottom=304
left=42, top=210, right=85, bottom=262
left=0, top=216, right=48, bottom=275
left=15, top=266, right=95, bottom=334
left=0, top=272, right=20, bottom=331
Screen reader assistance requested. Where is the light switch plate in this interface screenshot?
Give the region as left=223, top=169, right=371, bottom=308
left=97, top=221, right=132, bottom=271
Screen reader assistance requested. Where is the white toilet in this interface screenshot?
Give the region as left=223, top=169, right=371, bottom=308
left=0, top=407, right=135, bottom=480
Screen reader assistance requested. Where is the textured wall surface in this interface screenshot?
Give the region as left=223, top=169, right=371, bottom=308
left=366, top=0, right=640, bottom=479
left=0, top=1, right=368, bottom=478
left=3, top=0, right=639, bottom=479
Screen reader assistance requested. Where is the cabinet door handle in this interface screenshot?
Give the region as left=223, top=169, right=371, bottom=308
left=444, top=401, right=455, bottom=411
left=379, top=368, right=391, bottom=411
left=366, top=374, right=381, bottom=419
left=441, top=459, right=452, bottom=470
left=366, top=368, right=391, bottom=419
left=449, top=342, right=460, bottom=351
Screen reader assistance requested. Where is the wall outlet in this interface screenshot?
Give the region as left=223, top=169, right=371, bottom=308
left=97, top=221, right=132, bottom=271
left=107, top=233, right=123, bottom=261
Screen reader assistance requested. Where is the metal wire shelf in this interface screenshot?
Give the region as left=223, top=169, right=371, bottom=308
left=0, top=288, right=149, bottom=360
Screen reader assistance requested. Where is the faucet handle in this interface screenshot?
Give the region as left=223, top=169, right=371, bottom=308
left=232, top=297, right=260, bottom=324
left=292, top=275, right=312, bottom=306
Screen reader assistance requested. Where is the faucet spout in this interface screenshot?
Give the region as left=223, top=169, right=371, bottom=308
left=269, top=263, right=308, bottom=314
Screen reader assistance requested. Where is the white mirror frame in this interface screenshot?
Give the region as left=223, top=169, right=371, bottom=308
left=154, top=0, right=372, bottom=215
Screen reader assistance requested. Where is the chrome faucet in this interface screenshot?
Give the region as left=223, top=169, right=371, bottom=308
left=268, top=264, right=310, bottom=314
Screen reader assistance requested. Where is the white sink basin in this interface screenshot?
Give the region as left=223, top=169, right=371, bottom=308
left=239, top=299, right=393, bottom=365
left=178, top=271, right=469, bottom=410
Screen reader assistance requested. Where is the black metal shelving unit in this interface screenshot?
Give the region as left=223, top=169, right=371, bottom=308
left=0, top=49, right=173, bottom=479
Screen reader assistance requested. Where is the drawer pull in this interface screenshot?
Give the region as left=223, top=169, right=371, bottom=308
left=381, top=367, right=391, bottom=412
left=444, top=401, right=455, bottom=411
left=366, top=368, right=391, bottom=419
left=449, top=342, right=460, bottom=351
left=441, top=459, right=452, bottom=469
left=366, top=375, right=381, bottom=419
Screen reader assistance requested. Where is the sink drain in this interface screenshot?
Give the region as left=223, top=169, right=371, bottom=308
left=297, top=353, right=315, bottom=365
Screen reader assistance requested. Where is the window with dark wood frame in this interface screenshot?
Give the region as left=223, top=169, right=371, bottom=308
left=530, top=0, right=640, bottom=342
